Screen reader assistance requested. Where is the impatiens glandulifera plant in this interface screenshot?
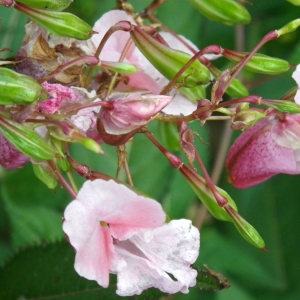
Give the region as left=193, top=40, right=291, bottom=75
left=1, top=1, right=300, bottom=298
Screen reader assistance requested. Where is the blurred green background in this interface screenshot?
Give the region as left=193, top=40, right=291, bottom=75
left=1, top=0, right=300, bottom=299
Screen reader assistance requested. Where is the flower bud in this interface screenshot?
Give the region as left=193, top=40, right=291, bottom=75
left=99, top=93, right=172, bottom=135
left=0, top=118, right=57, bottom=160
left=188, top=0, right=251, bottom=26
left=223, top=50, right=290, bottom=75
left=16, top=0, right=72, bottom=10
left=0, top=68, right=47, bottom=105
left=15, top=2, right=93, bottom=40
left=130, top=26, right=211, bottom=88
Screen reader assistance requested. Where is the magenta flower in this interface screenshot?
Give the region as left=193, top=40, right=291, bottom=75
left=99, top=93, right=172, bottom=135
left=0, top=134, right=30, bottom=169
left=226, top=114, right=300, bottom=188
left=38, top=82, right=100, bottom=132
left=63, top=179, right=200, bottom=296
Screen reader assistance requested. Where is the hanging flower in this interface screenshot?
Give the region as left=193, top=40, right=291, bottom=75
left=99, top=92, right=172, bottom=135
left=63, top=179, right=200, bottom=296
left=226, top=114, right=300, bottom=188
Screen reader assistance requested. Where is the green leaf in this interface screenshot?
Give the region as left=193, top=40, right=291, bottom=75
left=0, top=241, right=166, bottom=300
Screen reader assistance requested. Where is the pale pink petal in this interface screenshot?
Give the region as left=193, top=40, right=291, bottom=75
left=92, top=10, right=137, bottom=63
left=271, top=114, right=300, bottom=150
left=116, top=72, right=161, bottom=94
left=114, top=246, right=187, bottom=296
left=63, top=201, right=114, bottom=287
left=130, top=219, right=199, bottom=288
left=0, top=134, right=30, bottom=169
left=74, top=180, right=166, bottom=239
left=162, top=93, right=197, bottom=116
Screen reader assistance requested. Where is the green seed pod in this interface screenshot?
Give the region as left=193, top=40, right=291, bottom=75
left=276, top=18, right=300, bottom=37
left=224, top=50, right=290, bottom=75
left=16, top=0, right=72, bottom=11
left=15, top=2, right=93, bottom=40
left=0, top=68, right=47, bottom=105
left=188, top=0, right=251, bottom=26
left=263, top=99, right=300, bottom=114
left=179, top=164, right=238, bottom=222
left=32, top=163, right=58, bottom=189
left=0, top=118, right=57, bottom=160
left=130, top=26, right=211, bottom=88
left=227, top=207, right=266, bottom=249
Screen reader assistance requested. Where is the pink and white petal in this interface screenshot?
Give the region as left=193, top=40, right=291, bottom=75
left=271, top=114, right=300, bottom=150
left=63, top=201, right=115, bottom=287
left=75, top=180, right=166, bottom=239
left=292, top=64, right=300, bottom=87
left=114, top=246, right=187, bottom=296
left=92, top=10, right=137, bottom=63
left=116, top=72, right=161, bottom=95
left=226, top=119, right=300, bottom=188
left=162, top=93, right=197, bottom=116
left=130, top=219, right=199, bottom=288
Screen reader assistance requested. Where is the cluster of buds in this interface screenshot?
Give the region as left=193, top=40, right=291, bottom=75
left=1, top=0, right=300, bottom=297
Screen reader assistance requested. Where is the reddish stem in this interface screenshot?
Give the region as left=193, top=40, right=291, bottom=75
left=48, top=160, right=77, bottom=199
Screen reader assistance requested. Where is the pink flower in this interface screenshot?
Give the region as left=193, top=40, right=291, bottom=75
left=99, top=93, right=172, bottom=135
left=38, top=83, right=100, bottom=132
left=292, top=64, right=300, bottom=104
left=92, top=10, right=217, bottom=116
left=0, top=134, right=30, bottom=169
left=63, top=179, right=200, bottom=296
left=226, top=114, right=300, bottom=188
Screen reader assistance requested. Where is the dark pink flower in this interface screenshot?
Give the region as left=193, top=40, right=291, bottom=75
left=0, top=134, right=30, bottom=169
left=226, top=114, right=300, bottom=188
left=63, top=179, right=199, bottom=296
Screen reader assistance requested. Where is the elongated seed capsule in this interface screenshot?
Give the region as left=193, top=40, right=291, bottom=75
left=0, top=68, right=47, bottom=105
left=15, top=0, right=72, bottom=11
left=130, top=26, right=211, bottom=88
left=0, top=118, right=57, bottom=160
left=188, top=0, right=251, bottom=26
left=224, top=50, right=290, bottom=74
left=15, top=2, right=93, bottom=40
